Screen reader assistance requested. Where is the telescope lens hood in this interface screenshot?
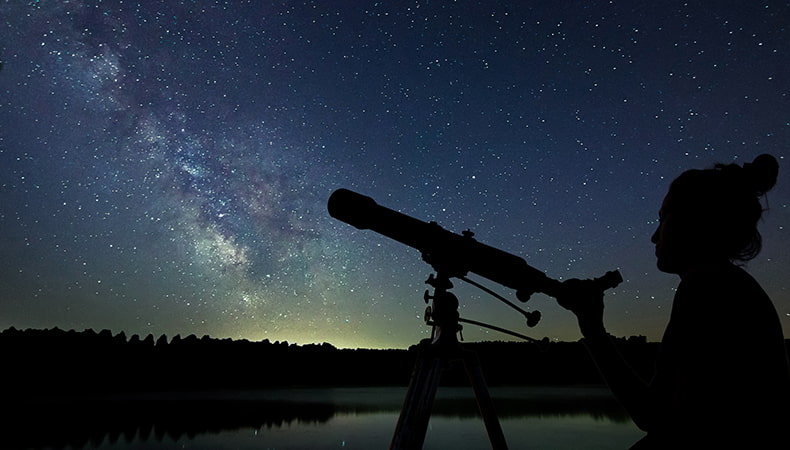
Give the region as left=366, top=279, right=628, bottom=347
left=327, top=188, right=378, bottom=230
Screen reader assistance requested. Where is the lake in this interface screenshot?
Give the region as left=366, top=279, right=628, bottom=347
left=9, top=386, right=644, bottom=449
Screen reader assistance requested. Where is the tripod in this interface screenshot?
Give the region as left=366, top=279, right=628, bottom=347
left=390, top=273, right=508, bottom=450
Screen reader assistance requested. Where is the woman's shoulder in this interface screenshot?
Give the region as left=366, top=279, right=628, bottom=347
left=679, top=262, right=761, bottom=293
left=674, top=262, right=768, bottom=314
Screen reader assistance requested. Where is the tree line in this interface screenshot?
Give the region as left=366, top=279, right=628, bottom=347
left=6, top=326, right=773, bottom=395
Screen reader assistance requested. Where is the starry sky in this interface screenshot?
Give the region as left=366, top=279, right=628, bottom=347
left=1, top=1, right=788, bottom=349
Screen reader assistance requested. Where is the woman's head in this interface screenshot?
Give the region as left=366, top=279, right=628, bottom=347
left=651, top=154, right=778, bottom=274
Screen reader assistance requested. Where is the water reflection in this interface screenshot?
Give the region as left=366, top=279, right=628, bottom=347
left=5, top=387, right=640, bottom=449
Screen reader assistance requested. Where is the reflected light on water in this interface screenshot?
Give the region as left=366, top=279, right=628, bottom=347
left=7, top=387, right=643, bottom=449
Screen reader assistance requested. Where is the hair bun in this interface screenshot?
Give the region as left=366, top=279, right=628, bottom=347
left=743, top=153, right=779, bottom=195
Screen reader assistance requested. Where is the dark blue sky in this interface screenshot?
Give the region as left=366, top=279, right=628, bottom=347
left=1, top=1, right=788, bottom=348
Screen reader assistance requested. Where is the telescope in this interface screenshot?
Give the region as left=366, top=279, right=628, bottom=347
left=329, top=188, right=622, bottom=449
left=327, top=188, right=621, bottom=303
left=327, top=189, right=623, bottom=450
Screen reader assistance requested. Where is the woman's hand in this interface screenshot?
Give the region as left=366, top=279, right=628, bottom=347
left=555, top=278, right=607, bottom=337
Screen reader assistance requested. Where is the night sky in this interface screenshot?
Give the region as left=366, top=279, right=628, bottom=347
left=1, top=1, right=788, bottom=349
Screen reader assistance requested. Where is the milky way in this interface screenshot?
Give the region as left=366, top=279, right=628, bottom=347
left=1, top=1, right=788, bottom=348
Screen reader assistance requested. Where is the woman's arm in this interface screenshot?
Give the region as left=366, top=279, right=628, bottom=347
left=582, top=331, right=655, bottom=430
left=555, top=278, right=655, bottom=430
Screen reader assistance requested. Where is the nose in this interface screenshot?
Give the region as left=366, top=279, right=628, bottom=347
left=651, top=224, right=660, bottom=244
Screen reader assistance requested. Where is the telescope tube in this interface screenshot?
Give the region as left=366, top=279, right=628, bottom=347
left=327, top=188, right=559, bottom=296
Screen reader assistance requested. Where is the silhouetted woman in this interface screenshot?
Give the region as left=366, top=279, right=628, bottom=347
left=557, top=154, right=790, bottom=449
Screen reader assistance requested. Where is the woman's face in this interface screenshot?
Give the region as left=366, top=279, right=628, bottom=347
left=651, top=194, right=701, bottom=276
left=652, top=198, right=681, bottom=274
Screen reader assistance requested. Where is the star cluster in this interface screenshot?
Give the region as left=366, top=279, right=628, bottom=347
left=1, top=1, right=788, bottom=348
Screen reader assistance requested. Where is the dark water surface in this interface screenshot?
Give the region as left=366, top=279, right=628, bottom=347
left=8, top=386, right=643, bottom=449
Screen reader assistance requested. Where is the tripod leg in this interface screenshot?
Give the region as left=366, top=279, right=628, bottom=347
left=390, top=348, right=444, bottom=450
left=463, top=351, right=509, bottom=450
